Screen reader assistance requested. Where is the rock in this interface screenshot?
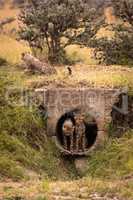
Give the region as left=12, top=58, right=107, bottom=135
left=74, top=157, right=88, bottom=176
left=79, top=187, right=88, bottom=193
left=52, top=187, right=61, bottom=195
left=79, top=191, right=89, bottom=198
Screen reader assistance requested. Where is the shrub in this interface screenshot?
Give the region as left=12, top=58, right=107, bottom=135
left=0, top=57, right=7, bottom=66
left=90, top=26, right=133, bottom=65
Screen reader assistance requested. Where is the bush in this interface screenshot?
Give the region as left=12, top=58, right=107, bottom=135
left=0, top=58, right=7, bottom=66
left=91, top=26, right=133, bottom=65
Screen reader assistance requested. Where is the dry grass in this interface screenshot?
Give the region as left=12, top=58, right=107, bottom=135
left=0, top=2, right=30, bottom=64
left=24, top=65, right=133, bottom=93
left=65, top=45, right=97, bottom=65
left=0, top=2, right=20, bottom=31
left=0, top=34, right=30, bottom=64
left=1, top=131, right=133, bottom=200
left=0, top=180, right=46, bottom=199
left=0, top=4, right=133, bottom=200
left=1, top=176, right=133, bottom=200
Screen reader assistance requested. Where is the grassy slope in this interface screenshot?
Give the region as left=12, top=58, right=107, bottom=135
left=0, top=67, right=77, bottom=183
left=0, top=3, right=133, bottom=200
left=87, top=130, right=133, bottom=179
left=0, top=61, right=132, bottom=200
left=1, top=130, right=133, bottom=200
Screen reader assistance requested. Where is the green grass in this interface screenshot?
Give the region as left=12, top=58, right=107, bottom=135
left=65, top=45, right=97, bottom=65
left=0, top=124, right=75, bottom=181
left=0, top=59, right=133, bottom=200
left=0, top=4, right=133, bottom=200
left=0, top=130, right=72, bottom=181
left=0, top=63, right=133, bottom=183
left=0, top=67, right=76, bottom=181
left=0, top=155, right=25, bottom=181
left=86, top=130, right=133, bottom=179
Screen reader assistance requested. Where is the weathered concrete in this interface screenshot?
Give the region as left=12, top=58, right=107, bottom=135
left=36, top=87, right=123, bottom=155
left=46, top=88, right=120, bottom=133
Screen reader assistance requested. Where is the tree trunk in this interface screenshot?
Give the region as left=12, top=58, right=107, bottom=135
left=48, top=36, right=62, bottom=64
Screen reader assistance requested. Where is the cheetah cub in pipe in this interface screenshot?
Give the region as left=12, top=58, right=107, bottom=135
left=74, top=114, right=86, bottom=152
left=62, top=119, right=75, bottom=152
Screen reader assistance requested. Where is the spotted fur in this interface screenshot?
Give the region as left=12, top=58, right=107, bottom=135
left=62, top=119, right=74, bottom=152
left=74, top=114, right=86, bottom=152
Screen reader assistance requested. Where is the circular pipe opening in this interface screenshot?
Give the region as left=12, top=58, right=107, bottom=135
left=85, top=122, right=98, bottom=148
left=56, top=111, right=98, bottom=154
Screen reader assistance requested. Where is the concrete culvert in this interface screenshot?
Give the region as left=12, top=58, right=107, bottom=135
left=42, top=88, right=122, bottom=155
left=111, top=93, right=132, bottom=137
left=85, top=120, right=98, bottom=149
left=56, top=111, right=98, bottom=155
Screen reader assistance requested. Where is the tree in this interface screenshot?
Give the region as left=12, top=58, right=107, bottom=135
left=83, top=0, right=133, bottom=65
left=89, top=25, right=133, bottom=65
left=112, top=0, right=133, bottom=26
left=19, top=0, right=101, bottom=64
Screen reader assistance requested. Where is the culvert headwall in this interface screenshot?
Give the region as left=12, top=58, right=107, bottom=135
left=36, top=88, right=123, bottom=155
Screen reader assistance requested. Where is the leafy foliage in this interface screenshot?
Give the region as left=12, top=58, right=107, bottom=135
left=96, top=0, right=133, bottom=65
left=75, top=0, right=133, bottom=65
left=84, top=0, right=133, bottom=65
left=90, top=25, right=133, bottom=65
left=19, top=0, right=101, bottom=63
left=112, top=0, right=133, bottom=26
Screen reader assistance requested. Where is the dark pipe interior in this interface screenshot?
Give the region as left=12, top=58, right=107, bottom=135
left=56, top=111, right=98, bottom=152
left=85, top=122, right=98, bottom=148
left=111, top=94, right=132, bottom=137
left=56, top=111, right=75, bottom=146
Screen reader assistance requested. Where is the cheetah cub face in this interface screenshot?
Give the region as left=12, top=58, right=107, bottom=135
left=62, top=119, right=74, bottom=136
left=74, top=114, right=85, bottom=125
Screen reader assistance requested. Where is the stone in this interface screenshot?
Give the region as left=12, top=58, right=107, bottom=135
left=74, top=157, right=88, bottom=176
